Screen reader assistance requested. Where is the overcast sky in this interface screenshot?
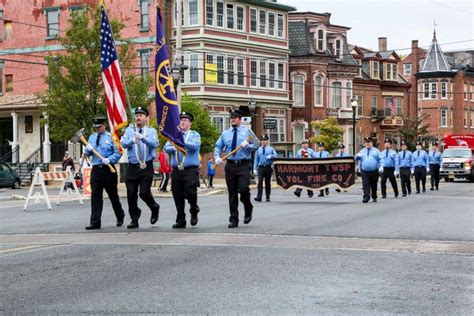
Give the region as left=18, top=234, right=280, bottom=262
left=279, top=0, right=473, bottom=54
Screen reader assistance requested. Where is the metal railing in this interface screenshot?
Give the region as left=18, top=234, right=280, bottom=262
left=0, top=145, right=19, bottom=164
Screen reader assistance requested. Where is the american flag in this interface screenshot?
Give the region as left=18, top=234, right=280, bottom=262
left=100, top=2, right=128, bottom=152
left=385, top=97, right=395, bottom=116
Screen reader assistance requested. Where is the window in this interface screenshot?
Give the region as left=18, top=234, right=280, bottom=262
left=431, top=82, right=437, bottom=99
left=173, top=0, right=184, bottom=26
left=260, top=61, right=266, bottom=88
left=370, top=61, right=379, bottom=79
left=315, top=75, right=323, bottom=106
left=45, top=8, right=59, bottom=38
left=384, top=97, right=394, bottom=116
left=227, top=57, right=234, bottom=85
left=396, top=97, right=402, bottom=115
left=277, top=14, right=284, bottom=37
left=138, top=49, right=151, bottom=78
left=441, top=81, right=447, bottom=98
left=424, top=82, right=429, bottom=98
left=356, top=59, right=362, bottom=77
left=140, top=0, right=150, bottom=30
left=386, top=63, right=392, bottom=80
left=216, top=1, right=224, bottom=27
left=317, top=29, right=324, bottom=51
left=464, top=83, right=468, bottom=100
left=250, top=9, right=257, bottom=33
left=237, top=59, right=244, bottom=86
left=370, top=96, right=377, bottom=116
left=25, top=116, right=33, bottom=133
left=403, top=63, right=412, bottom=75
left=345, top=82, right=351, bottom=108
left=212, top=115, right=229, bottom=133
left=268, top=13, right=275, bottom=36
left=335, top=39, right=342, bottom=60
left=294, top=125, right=304, bottom=147
left=277, top=63, right=284, bottom=89
left=188, top=0, right=198, bottom=26
left=441, top=108, right=447, bottom=127
left=5, top=74, right=13, bottom=92
left=259, top=10, right=266, bottom=34
left=4, top=20, right=12, bottom=40
left=226, top=4, right=234, bottom=29
left=293, top=75, right=305, bottom=107
left=392, top=63, right=397, bottom=80
left=269, top=63, right=275, bottom=88
left=268, top=118, right=286, bottom=143
left=464, top=109, right=468, bottom=127
left=471, top=110, right=474, bottom=127
left=354, top=95, right=363, bottom=116
left=217, top=55, right=224, bottom=84
left=250, top=60, right=257, bottom=87
left=189, top=53, right=199, bottom=83
left=471, top=84, right=474, bottom=101
left=331, top=82, right=342, bottom=108
left=206, top=0, right=213, bottom=25
left=450, top=108, right=454, bottom=127
left=236, top=6, right=244, bottom=31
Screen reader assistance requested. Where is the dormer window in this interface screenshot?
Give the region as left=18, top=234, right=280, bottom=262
left=370, top=61, right=379, bottom=80
left=335, top=39, right=342, bottom=60
left=317, top=29, right=324, bottom=51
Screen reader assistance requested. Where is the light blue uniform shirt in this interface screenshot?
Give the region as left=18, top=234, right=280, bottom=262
left=164, top=130, right=201, bottom=168
left=429, top=150, right=442, bottom=165
left=84, top=131, right=122, bottom=166
left=254, top=145, right=277, bottom=169
left=313, top=150, right=330, bottom=158
left=121, top=124, right=158, bottom=163
left=296, top=148, right=315, bottom=158
left=412, top=149, right=429, bottom=169
left=379, top=149, right=398, bottom=168
left=214, top=125, right=254, bottom=161
left=356, top=147, right=381, bottom=172
left=397, top=150, right=413, bottom=171
left=335, top=151, right=349, bottom=157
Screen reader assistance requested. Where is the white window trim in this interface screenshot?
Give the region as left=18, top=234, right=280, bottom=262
left=370, top=61, right=379, bottom=80
left=188, top=0, right=198, bottom=26
left=250, top=7, right=258, bottom=34
left=441, top=81, right=448, bottom=99
left=334, top=36, right=343, bottom=60
left=403, top=63, right=412, bottom=75
left=431, top=82, right=437, bottom=99
left=313, top=73, right=325, bottom=107
left=314, top=27, right=326, bottom=52
left=188, top=53, right=199, bottom=84
left=267, top=116, right=286, bottom=143
left=291, top=72, right=307, bottom=107
left=236, top=5, right=245, bottom=32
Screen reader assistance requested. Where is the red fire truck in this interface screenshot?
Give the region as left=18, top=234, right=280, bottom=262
left=440, top=135, right=474, bottom=182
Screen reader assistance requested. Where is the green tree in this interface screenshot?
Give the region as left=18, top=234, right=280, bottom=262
left=310, top=117, right=344, bottom=152
left=42, top=6, right=152, bottom=142
left=399, top=113, right=431, bottom=150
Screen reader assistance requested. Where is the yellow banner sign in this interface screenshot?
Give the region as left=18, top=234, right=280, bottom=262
left=205, top=63, right=218, bottom=84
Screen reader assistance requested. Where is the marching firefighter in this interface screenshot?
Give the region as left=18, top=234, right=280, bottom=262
left=379, top=138, right=399, bottom=198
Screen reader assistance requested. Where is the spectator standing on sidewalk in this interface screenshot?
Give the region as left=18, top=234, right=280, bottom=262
left=158, top=150, right=171, bottom=192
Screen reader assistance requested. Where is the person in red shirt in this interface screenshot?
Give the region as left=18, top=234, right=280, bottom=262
left=158, top=151, right=171, bottom=192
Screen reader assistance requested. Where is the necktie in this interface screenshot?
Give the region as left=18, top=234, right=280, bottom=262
left=386, top=151, right=388, bottom=158
left=231, top=128, right=238, bottom=151
left=367, top=148, right=370, bottom=156
left=138, top=129, right=144, bottom=161
left=403, top=151, right=405, bottom=159
left=263, top=146, right=266, bottom=156
left=96, top=134, right=101, bottom=147
left=417, top=150, right=420, bottom=157
left=139, top=128, right=143, bottom=134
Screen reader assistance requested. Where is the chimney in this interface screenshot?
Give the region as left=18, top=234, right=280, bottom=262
left=378, top=37, right=387, bottom=52
left=411, top=40, right=418, bottom=51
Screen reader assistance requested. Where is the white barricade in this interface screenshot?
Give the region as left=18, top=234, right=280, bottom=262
left=23, top=166, right=83, bottom=211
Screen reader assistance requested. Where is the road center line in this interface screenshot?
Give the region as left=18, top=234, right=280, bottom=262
left=1, top=232, right=472, bottom=256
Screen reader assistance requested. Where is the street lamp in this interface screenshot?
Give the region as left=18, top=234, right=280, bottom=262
left=248, top=97, right=257, bottom=114
left=351, top=98, right=358, bottom=155
left=170, top=64, right=188, bottom=110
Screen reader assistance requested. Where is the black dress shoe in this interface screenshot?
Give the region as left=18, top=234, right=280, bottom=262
left=172, top=222, right=186, bottom=229
left=381, top=195, right=387, bottom=199
left=373, top=198, right=377, bottom=202
left=228, top=222, right=238, bottom=228
left=127, top=222, right=139, bottom=229
left=430, top=187, right=434, bottom=191
left=150, top=205, right=160, bottom=225
left=416, top=191, right=420, bottom=194
left=422, top=188, right=426, bottom=193
left=317, top=193, right=324, bottom=197
left=395, top=193, right=399, bottom=198
left=294, top=191, right=301, bottom=198
left=254, top=197, right=262, bottom=202
left=85, top=224, right=100, bottom=230
left=402, top=193, right=407, bottom=197
left=335, top=188, right=341, bottom=193
left=244, top=215, right=252, bottom=224
left=408, top=191, right=411, bottom=195
left=435, top=187, right=439, bottom=190
left=362, top=199, right=369, bottom=203
left=266, top=198, right=270, bottom=202
left=116, top=215, right=124, bottom=227
left=325, top=188, right=329, bottom=195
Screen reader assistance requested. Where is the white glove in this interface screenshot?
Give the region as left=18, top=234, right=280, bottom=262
left=426, top=168, right=430, bottom=173
left=356, top=153, right=363, bottom=157
left=215, top=157, right=223, bottom=165
left=379, top=167, right=383, bottom=173
left=132, top=137, right=141, bottom=144
left=266, top=155, right=272, bottom=160
left=411, top=169, right=414, bottom=174
left=241, top=140, right=249, bottom=148
left=253, top=169, right=257, bottom=175
left=86, top=143, right=94, bottom=151
left=134, top=132, right=144, bottom=140
left=394, top=171, right=399, bottom=177
left=102, top=158, right=110, bottom=165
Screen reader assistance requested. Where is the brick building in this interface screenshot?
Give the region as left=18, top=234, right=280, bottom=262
left=350, top=37, right=411, bottom=150
left=172, top=0, right=296, bottom=157
left=288, top=12, right=359, bottom=155
left=0, top=0, right=163, bottom=163
left=401, top=31, right=474, bottom=141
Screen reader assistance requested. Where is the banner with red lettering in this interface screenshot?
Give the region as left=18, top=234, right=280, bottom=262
left=273, top=157, right=356, bottom=190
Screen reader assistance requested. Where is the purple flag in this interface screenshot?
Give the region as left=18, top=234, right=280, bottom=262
left=155, top=7, right=185, bottom=151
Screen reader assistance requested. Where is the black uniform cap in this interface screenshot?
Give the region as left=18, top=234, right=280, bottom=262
left=229, top=109, right=243, bottom=118
left=318, top=142, right=325, bottom=147
left=401, top=141, right=407, bottom=146
left=93, top=116, right=107, bottom=127
left=338, top=143, right=345, bottom=149
left=135, top=107, right=149, bottom=116
left=384, top=138, right=393, bottom=144
left=364, top=136, right=374, bottom=143
left=260, top=135, right=269, bottom=141
left=180, top=112, right=194, bottom=121
left=416, top=141, right=422, bottom=146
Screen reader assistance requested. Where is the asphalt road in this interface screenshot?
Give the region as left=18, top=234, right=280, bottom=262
left=0, top=179, right=473, bottom=314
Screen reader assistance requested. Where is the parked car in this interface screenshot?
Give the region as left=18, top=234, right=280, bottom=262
left=0, top=162, right=21, bottom=189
